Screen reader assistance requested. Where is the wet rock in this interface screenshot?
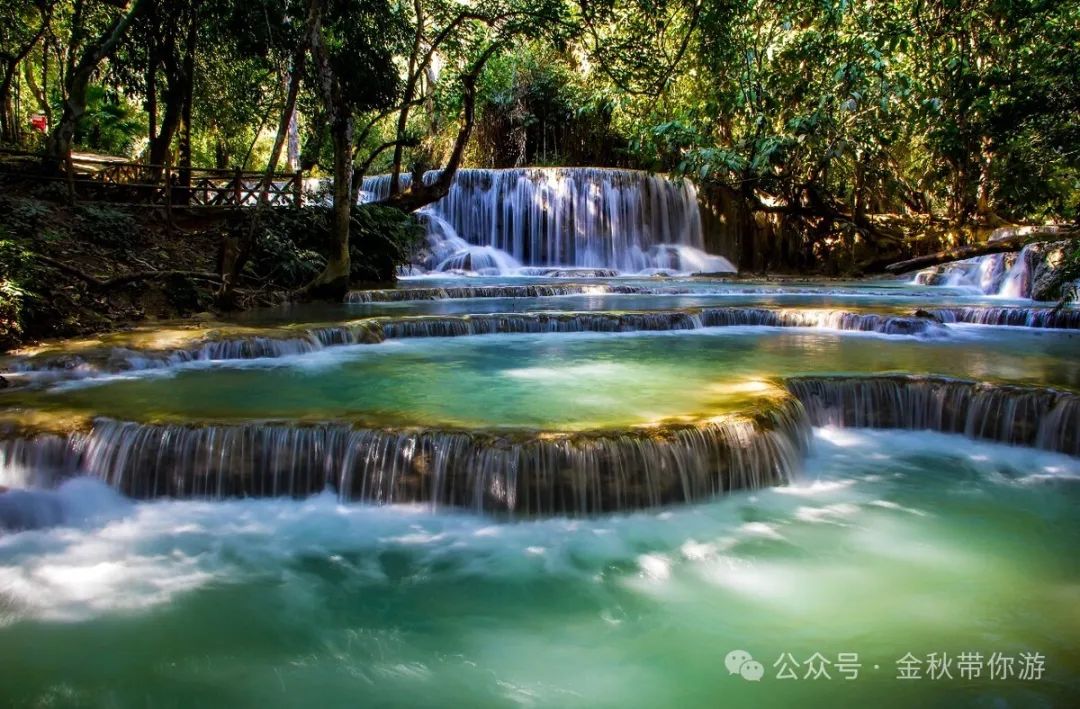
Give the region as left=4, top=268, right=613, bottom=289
left=1029, top=240, right=1076, bottom=301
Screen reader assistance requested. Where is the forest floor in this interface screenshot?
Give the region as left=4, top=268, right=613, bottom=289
left=0, top=185, right=251, bottom=353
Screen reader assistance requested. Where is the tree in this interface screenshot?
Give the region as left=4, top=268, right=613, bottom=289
left=45, top=0, right=149, bottom=162
left=0, top=1, right=54, bottom=143
left=301, top=0, right=407, bottom=298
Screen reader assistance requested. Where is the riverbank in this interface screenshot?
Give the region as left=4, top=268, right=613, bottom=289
left=0, top=187, right=421, bottom=352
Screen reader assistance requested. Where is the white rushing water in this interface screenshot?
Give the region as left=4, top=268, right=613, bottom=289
left=0, top=430, right=1077, bottom=707
left=912, top=248, right=1033, bottom=298
left=361, top=168, right=736, bottom=276
left=1, top=429, right=1076, bottom=618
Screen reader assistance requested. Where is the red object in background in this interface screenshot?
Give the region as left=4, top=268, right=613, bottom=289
left=30, top=115, right=48, bottom=133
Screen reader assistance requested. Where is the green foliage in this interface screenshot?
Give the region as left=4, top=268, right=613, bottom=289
left=74, top=204, right=139, bottom=247
left=320, top=0, right=410, bottom=115
left=245, top=209, right=328, bottom=288
left=1057, top=240, right=1080, bottom=304
left=3, top=0, right=1074, bottom=279
left=0, top=235, right=36, bottom=350
left=0, top=197, right=52, bottom=238
left=247, top=205, right=422, bottom=288
left=474, top=46, right=623, bottom=167
left=348, top=204, right=424, bottom=283
left=75, top=85, right=147, bottom=157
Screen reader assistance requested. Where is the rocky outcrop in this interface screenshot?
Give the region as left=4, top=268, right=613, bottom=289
left=1028, top=240, right=1078, bottom=301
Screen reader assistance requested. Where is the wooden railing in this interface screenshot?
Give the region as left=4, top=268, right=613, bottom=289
left=0, top=149, right=305, bottom=209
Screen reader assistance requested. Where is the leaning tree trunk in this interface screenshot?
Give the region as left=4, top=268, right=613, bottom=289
left=0, top=9, right=49, bottom=144
left=374, top=43, right=499, bottom=214
left=260, top=48, right=306, bottom=201
left=217, top=44, right=309, bottom=309
left=884, top=226, right=1077, bottom=274
left=45, top=0, right=148, bottom=165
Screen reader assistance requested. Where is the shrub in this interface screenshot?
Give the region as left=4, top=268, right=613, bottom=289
left=246, top=204, right=422, bottom=288
left=0, top=236, right=35, bottom=350
left=74, top=204, right=138, bottom=246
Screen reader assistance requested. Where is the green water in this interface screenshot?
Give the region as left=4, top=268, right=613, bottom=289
left=2, top=276, right=1078, bottom=707
left=24, top=327, right=1080, bottom=429
left=1, top=430, right=1077, bottom=707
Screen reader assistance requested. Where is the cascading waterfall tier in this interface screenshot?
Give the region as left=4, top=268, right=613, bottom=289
left=377, top=309, right=944, bottom=339
left=911, top=233, right=1076, bottom=300
left=1, top=322, right=385, bottom=377
left=4, top=377, right=1077, bottom=514
left=345, top=283, right=656, bottom=302
left=345, top=281, right=1001, bottom=303
left=0, top=401, right=809, bottom=515
left=787, top=375, right=1080, bottom=455
left=2, top=308, right=948, bottom=377
left=922, top=307, right=1080, bottom=329
left=362, top=168, right=734, bottom=274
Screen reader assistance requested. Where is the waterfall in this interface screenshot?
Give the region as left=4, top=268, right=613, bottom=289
left=346, top=283, right=657, bottom=302
left=361, top=168, right=735, bottom=275
left=913, top=252, right=1020, bottom=295
left=379, top=310, right=944, bottom=339
left=5, top=376, right=1077, bottom=512
left=4, top=322, right=386, bottom=377
left=787, top=375, right=1080, bottom=455
left=0, top=435, right=78, bottom=489
left=0, top=401, right=809, bottom=515
left=344, top=282, right=901, bottom=302
left=911, top=235, right=1074, bottom=300
left=997, top=246, right=1035, bottom=298
left=5, top=308, right=956, bottom=377
left=923, top=307, right=1080, bottom=329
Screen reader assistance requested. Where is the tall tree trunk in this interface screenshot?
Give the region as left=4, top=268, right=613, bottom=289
left=177, top=8, right=198, bottom=194
left=853, top=155, right=866, bottom=224
left=143, top=3, right=156, bottom=148
left=287, top=104, right=300, bottom=171
left=147, top=74, right=182, bottom=165
left=737, top=177, right=756, bottom=273
left=975, top=135, right=994, bottom=218
left=146, top=57, right=157, bottom=145
left=45, top=0, right=148, bottom=164
left=0, top=80, right=14, bottom=142
left=0, top=6, right=50, bottom=143
left=302, top=0, right=354, bottom=300
left=317, top=119, right=354, bottom=293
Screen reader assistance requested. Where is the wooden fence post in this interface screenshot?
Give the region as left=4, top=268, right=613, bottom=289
left=165, top=162, right=174, bottom=236
left=233, top=167, right=243, bottom=206
left=294, top=170, right=302, bottom=208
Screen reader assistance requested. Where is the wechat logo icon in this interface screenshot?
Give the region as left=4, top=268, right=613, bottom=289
left=725, top=649, right=765, bottom=682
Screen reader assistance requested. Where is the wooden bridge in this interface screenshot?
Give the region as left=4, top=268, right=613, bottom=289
left=0, top=149, right=305, bottom=210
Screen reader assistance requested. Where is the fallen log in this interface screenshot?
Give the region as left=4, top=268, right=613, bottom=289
left=884, top=226, right=1077, bottom=274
